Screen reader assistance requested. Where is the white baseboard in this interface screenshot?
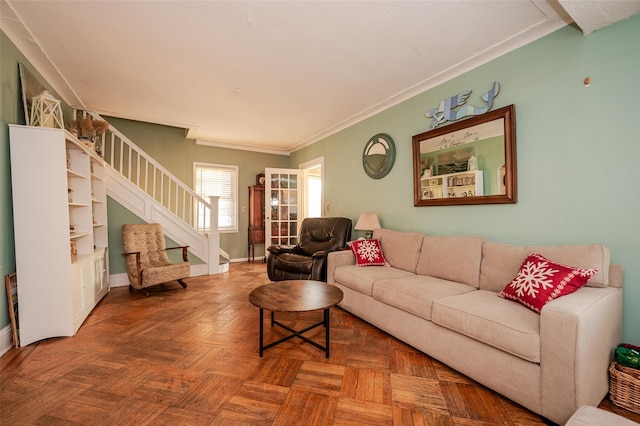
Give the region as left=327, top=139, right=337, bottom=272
left=109, top=273, right=130, bottom=288
left=231, top=257, right=265, bottom=263
left=191, top=264, right=209, bottom=276
left=108, top=263, right=230, bottom=288
left=0, top=325, right=14, bottom=356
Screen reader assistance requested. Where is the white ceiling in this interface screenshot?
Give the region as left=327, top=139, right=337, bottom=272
left=2, top=1, right=639, bottom=154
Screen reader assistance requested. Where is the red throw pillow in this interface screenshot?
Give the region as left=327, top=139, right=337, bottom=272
left=350, top=238, right=388, bottom=267
left=497, top=252, right=597, bottom=313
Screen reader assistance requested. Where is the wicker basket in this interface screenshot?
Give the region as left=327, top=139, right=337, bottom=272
left=609, top=361, right=640, bottom=414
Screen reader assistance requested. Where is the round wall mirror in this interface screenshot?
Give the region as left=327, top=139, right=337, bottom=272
left=363, top=133, right=396, bottom=179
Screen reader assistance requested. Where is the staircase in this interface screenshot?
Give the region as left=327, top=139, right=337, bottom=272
left=80, top=111, right=229, bottom=276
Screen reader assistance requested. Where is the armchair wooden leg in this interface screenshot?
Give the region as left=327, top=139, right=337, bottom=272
left=129, top=284, right=149, bottom=297
left=178, top=279, right=187, bottom=289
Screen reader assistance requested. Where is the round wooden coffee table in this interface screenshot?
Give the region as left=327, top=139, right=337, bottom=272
left=249, top=280, right=344, bottom=358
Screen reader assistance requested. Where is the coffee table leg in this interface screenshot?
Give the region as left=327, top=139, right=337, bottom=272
left=259, top=308, right=264, bottom=357
left=324, top=308, right=330, bottom=358
left=271, top=311, right=275, bottom=326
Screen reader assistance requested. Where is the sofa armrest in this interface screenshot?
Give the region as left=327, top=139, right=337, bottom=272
left=540, top=286, right=623, bottom=424
left=327, top=250, right=355, bottom=284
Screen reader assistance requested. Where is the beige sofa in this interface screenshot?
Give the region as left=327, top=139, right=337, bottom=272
left=327, top=228, right=623, bottom=425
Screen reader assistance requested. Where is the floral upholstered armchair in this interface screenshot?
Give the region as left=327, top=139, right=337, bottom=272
left=122, top=223, right=190, bottom=297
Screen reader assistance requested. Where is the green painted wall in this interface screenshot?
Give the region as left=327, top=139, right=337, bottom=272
left=290, top=17, right=640, bottom=343
left=0, top=31, right=73, bottom=331
left=103, top=116, right=289, bottom=266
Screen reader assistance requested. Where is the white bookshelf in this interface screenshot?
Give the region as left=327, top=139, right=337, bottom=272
left=9, top=125, right=109, bottom=346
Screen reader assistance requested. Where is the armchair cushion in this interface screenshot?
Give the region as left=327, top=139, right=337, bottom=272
left=142, top=262, right=190, bottom=287
left=298, top=228, right=341, bottom=256
left=273, top=253, right=314, bottom=274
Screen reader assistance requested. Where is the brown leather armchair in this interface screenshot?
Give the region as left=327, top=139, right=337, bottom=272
left=267, top=217, right=352, bottom=282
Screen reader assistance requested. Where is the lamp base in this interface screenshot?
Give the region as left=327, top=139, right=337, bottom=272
left=364, top=231, right=373, bottom=239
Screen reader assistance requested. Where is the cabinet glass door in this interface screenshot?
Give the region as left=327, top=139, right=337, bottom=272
left=265, top=168, right=303, bottom=255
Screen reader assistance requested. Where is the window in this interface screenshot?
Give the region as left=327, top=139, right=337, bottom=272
left=194, top=163, right=238, bottom=233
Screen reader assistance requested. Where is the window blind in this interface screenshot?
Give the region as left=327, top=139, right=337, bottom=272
left=194, top=163, right=238, bottom=232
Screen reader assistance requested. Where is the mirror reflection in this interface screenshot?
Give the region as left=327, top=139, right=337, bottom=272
left=413, top=104, right=516, bottom=206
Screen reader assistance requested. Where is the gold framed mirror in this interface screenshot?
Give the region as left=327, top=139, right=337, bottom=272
left=413, top=104, right=517, bottom=206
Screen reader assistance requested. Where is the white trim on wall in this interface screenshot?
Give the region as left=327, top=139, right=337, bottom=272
left=196, top=139, right=290, bottom=156
left=109, top=264, right=212, bottom=287
left=0, top=325, right=14, bottom=356
left=109, top=273, right=130, bottom=288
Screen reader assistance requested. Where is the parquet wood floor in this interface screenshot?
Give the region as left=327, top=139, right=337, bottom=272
left=2, top=262, right=639, bottom=425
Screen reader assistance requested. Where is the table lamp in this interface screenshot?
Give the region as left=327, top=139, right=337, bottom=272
left=354, top=212, right=381, bottom=239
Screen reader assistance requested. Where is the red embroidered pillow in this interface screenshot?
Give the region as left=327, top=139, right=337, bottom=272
left=497, top=252, right=597, bottom=313
left=350, top=239, right=388, bottom=267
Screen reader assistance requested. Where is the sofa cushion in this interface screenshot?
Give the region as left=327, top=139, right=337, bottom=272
left=372, top=228, right=424, bottom=273
left=565, top=405, right=639, bottom=426
left=497, top=252, right=598, bottom=313
left=350, top=238, right=388, bottom=267
left=416, top=235, right=484, bottom=288
left=372, top=275, right=476, bottom=321
left=479, top=242, right=610, bottom=292
left=334, top=265, right=414, bottom=296
left=432, top=290, right=541, bottom=363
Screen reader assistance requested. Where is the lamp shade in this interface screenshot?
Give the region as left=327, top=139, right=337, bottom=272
left=30, top=90, right=64, bottom=129
left=354, top=212, right=381, bottom=232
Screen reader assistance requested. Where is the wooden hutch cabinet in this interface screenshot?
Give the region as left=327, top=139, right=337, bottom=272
left=248, top=184, right=265, bottom=261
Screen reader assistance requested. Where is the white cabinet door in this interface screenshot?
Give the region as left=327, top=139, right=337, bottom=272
left=72, top=244, right=95, bottom=333
left=93, top=248, right=110, bottom=303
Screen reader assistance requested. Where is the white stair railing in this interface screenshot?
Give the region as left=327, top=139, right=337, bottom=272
left=78, top=111, right=224, bottom=274
left=89, top=113, right=210, bottom=231
left=208, top=195, right=220, bottom=272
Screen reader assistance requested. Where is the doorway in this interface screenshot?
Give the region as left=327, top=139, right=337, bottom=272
left=299, top=157, right=324, bottom=218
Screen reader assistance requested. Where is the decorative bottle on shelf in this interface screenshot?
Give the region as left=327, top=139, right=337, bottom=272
left=468, top=155, right=478, bottom=171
